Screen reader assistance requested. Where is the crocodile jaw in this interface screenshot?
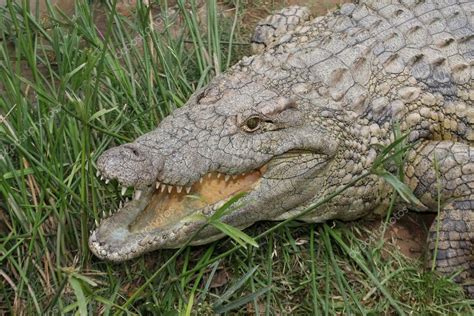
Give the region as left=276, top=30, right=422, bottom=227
left=90, top=148, right=335, bottom=261
left=89, top=169, right=264, bottom=261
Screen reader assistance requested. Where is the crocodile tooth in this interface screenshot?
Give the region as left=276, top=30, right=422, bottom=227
left=100, top=176, right=104, bottom=181
left=125, top=198, right=129, bottom=202
left=94, top=219, right=99, bottom=227
left=105, top=179, right=110, bottom=184
left=119, top=201, right=123, bottom=208
left=134, top=190, right=142, bottom=200
left=101, top=210, right=106, bottom=218
left=120, top=187, right=127, bottom=195
left=185, top=187, right=191, bottom=194
left=217, top=173, right=222, bottom=179
left=156, top=182, right=160, bottom=189
left=161, top=185, right=166, bottom=193
left=224, top=175, right=230, bottom=182
left=168, top=186, right=173, bottom=194
left=108, top=210, right=113, bottom=217
left=177, top=186, right=182, bottom=193
left=96, top=171, right=100, bottom=177
left=199, top=178, right=203, bottom=184
left=241, top=172, right=246, bottom=176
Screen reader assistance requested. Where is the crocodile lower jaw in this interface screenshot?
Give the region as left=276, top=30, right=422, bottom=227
left=89, top=167, right=265, bottom=260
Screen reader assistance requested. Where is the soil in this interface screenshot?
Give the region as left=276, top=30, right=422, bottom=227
left=358, top=212, right=436, bottom=260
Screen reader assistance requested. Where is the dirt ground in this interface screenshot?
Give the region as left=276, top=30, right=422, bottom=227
left=360, top=212, right=436, bottom=260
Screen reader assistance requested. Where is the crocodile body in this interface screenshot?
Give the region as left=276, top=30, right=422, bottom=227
left=91, top=1, right=473, bottom=296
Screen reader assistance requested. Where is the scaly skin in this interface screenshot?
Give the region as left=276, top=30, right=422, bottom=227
left=90, top=1, right=473, bottom=295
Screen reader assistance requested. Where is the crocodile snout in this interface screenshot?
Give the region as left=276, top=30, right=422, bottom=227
left=97, top=143, right=162, bottom=188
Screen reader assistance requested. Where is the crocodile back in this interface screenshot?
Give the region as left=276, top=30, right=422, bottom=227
left=242, top=0, right=473, bottom=143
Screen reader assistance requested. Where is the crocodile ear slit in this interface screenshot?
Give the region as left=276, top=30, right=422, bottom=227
left=260, top=97, right=297, bottom=116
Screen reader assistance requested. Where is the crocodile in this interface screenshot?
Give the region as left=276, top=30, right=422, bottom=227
left=90, top=1, right=474, bottom=296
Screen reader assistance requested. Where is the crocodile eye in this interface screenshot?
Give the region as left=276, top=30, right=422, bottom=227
left=243, top=116, right=261, bottom=132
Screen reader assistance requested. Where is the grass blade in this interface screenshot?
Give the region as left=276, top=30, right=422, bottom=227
left=68, top=276, right=88, bottom=316
left=211, top=220, right=258, bottom=249
left=214, top=286, right=271, bottom=314
left=213, top=265, right=259, bottom=308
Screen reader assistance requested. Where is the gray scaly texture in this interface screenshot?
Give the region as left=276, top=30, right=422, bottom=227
left=91, top=0, right=473, bottom=296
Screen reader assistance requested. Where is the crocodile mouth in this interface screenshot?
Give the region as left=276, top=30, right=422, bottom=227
left=89, top=167, right=266, bottom=260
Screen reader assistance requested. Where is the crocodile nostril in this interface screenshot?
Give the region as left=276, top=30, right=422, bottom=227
left=122, top=145, right=144, bottom=160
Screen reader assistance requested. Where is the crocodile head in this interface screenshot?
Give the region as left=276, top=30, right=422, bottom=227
left=89, top=64, right=349, bottom=261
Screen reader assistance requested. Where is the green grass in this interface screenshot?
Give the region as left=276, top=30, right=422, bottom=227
left=0, top=1, right=472, bottom=314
